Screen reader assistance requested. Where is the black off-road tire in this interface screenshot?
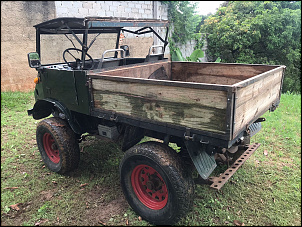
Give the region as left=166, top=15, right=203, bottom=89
left=36, top=117, right=80, bottom=174
left=119, top=141, right=195, bottom=225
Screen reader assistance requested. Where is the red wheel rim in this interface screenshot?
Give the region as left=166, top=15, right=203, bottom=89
left=43, top=133, right=60, bottom=164
left=131, top=164, right=168, bottom=210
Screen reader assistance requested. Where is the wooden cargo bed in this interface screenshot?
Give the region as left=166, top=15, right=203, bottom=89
left=88, top=61, right=285, bottom=142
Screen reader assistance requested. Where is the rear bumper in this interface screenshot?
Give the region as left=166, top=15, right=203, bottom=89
left=209, top=143, right=261, bottom=190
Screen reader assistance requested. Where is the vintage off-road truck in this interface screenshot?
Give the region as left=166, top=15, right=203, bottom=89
left=27, top=17, right=285, bottom=225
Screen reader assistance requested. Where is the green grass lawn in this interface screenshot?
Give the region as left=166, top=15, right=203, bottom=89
left=1, top=91, right=301, bottom=226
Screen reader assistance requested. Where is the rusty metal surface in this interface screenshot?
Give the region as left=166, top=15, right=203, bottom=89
left=209, top=143, right=261, bottom=190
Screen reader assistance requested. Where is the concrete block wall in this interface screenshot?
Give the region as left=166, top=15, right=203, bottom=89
left=55, top=1, right=166, bottom=19
left=53, top=1, right=169, bottom=58
left=42, top=1, right=170, bottom=63
left=54, top=1, right=168, bottom=39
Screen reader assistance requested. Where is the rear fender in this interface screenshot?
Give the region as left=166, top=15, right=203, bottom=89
left=27, top=99, right=82, bottom=134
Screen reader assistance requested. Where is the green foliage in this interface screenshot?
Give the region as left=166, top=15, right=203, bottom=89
left=162, top=1, right=212, bottom=61
left=188, top=49, right=204, bottom=61
left=214, top=57, right=221, bottom=63
left=171, top=47, right=221, bottom=63
left=201, top=1, right=301, bottom=93
left=171, top=47, right=185, bottom=61
left=171, top=48, right=204, bottom=62
left=192, top=33, right=205, bottom=50
left=1, top=91, right=33, bottom=111
left=162, top=1, right=202, bottom=44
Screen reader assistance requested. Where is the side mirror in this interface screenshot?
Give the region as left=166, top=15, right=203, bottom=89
left=120, top=45, right=130, bottom=57
left=27, top=52, right=41, bottom=68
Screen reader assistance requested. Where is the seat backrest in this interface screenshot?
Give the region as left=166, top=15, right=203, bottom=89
left=97, top=49, right=125, bottom=69
left=145, top=45, right=164, bottom=62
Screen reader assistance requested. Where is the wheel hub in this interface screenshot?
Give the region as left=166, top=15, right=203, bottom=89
left=51, top=143, right=58, bottom=150
left=131, top=164, right=168, bottom=210
left=146, top=181, right=154, bottom=190
left=43, top=133, right=60, bottom=164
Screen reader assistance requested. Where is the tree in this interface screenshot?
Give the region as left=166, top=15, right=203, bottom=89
left=200, top=1, right=301, bottom=93
left=162, top=1, right=201, bottom=44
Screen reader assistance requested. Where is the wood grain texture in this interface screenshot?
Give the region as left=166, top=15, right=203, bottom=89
left=89, top=61, right=284, bottom=138
left=91, top=78, right=228, bottom=134
left=235, top=70, right=283, bottom=107
left=180, top=75, right=241, bottom=85
left=233, top=70, right=283, bottom=137
left=92, top=79, right=227, bottom=109
left=90, top=61, right=171, bottom=80
left=171, top=62, right=275, bottom=84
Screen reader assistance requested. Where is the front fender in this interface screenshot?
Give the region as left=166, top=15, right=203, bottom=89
left=27, top=99, right=82, bottom=134
left=27, top=99, right=53, bottom=120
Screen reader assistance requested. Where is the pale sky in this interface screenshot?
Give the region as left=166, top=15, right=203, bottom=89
left=193, top=1, right=225, bottom=15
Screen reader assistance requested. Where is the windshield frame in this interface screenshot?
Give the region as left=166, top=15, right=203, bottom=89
left=34, top=17, right=169, bottom=67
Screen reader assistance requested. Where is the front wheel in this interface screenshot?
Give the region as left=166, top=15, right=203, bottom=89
left=36, top=117, right=80, bottom=174
left=119, top=141, right=194, bottom=225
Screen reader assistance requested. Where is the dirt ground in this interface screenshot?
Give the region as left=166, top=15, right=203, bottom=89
left=1, top=137, right=138, bottom=226
left=1, top=189, right=129, bottom=226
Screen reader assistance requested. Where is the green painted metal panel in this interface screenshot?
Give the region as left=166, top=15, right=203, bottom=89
left=74, top=71, right=90, bottom=115
left=39, top=69, right=90, bottom=114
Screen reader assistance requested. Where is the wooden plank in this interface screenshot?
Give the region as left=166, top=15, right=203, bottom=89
left=91, top=78, right=228, bottom=134
left=93, top=91, right=227, bottom=134
left=235, top=70, right=283, bottom=107
left=177, top=75, right=241, bottom=85
left=233, top=71, right=283, bottom=137
left=92, top=79, right=228, bottom=109
left=171, top=62, right=276, bottom=83
left=90, top=61, right=171, bottom=80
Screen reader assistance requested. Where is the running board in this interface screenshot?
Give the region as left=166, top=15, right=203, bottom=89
left=209, top=143, right=261, bottom=190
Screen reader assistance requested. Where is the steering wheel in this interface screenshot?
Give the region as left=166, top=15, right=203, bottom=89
left=63, top=48, right=94, bottom=70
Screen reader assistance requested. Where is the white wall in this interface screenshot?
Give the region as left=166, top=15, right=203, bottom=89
left=177, top=36, right=208, bottom=62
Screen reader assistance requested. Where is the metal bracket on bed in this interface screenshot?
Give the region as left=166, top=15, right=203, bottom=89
left=98, top=48, right=125, bottom=68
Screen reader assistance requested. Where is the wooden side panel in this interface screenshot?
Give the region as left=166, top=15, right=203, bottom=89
left=91, top=61, right=171, bottom=79
left=171, top=62, right=275, bottom=85
left=91, top=78, right=228, bottom=134
left=179, top=75, right=241, bottom=85
left=233, top=70, right=283, bottom=138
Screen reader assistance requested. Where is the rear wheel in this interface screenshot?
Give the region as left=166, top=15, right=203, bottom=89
left=120, top=141, right=194, bottom=225
left=36, top=117, right=80, bottom=174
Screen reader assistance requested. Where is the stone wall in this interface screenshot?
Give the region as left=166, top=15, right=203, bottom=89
left=1, top=1, right=168, bottom=91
